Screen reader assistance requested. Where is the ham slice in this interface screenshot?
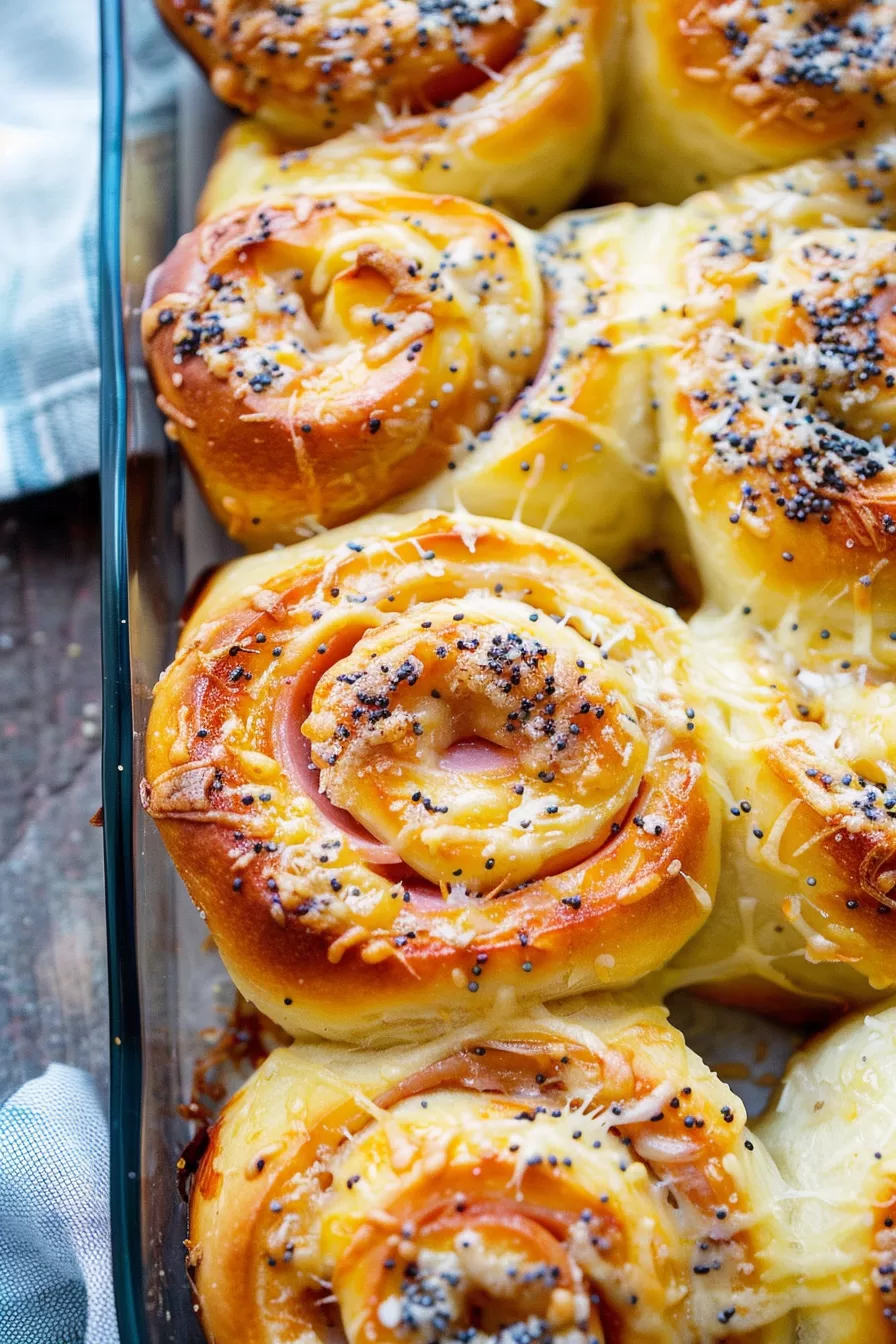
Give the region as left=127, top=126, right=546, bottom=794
left=441, top=736, right=514, bottom=773
left=272, top=674, right=405, bottom=867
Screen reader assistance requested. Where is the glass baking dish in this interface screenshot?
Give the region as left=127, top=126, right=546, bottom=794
left=98, top=3, right=807, bottom=1338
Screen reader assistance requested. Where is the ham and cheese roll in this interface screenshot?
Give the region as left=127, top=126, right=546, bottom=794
left=142, top=190, right=663, bottom=564
left=141, top=513, right=720, bottom=1042
left=142, top=188, right=544, bottom=551
left=189, top=998, right=793, bottom=1343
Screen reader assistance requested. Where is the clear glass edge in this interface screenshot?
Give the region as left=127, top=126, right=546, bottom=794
left=98, top=0, right=148, bottom=1338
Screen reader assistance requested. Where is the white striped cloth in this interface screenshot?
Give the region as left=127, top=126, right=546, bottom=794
left=0, top=0, right=177, bottom=498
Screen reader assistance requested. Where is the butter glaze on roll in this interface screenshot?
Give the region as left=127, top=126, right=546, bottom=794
left=667, top=611, right=896, bottom=1008
left=157, top=0, right=619, bottom=226
left=188, top=998, right=793, bottom=1343
left=657, top=142, right=896, bottom=670
left=142, top=190, right=663, bottom=563
left=605, top=0, right=896, bottom=204
left=141, top=513, right=720, bottom=1042
left=757, top=999, right=896, bottom=1341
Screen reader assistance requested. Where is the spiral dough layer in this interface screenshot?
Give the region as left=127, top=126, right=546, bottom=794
left=188, top=998, right=793, bottom=1344
left=142, top=512, right=720, bottom=1041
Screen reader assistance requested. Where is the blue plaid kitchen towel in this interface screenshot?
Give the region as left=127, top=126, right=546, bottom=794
left=0, top=0, right=177, bottom=497
left=0, top=1066, right=117, bottom=1344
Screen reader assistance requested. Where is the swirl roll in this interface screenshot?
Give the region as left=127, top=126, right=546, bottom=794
left=756, top=999, right=896, bottom=1342
left=188, top=998, right=792, bottom=1344
left=667, top=612, right=896, bottom=1008
left=604, top=0, right=896, bottom=205
left=141, top=188, right=543, bottom=550
left=142, top=512, right=720, bottom=1041
left=657, top=159, right=896, bottom=669
left=158, top=0, right=617, bottom=227
left=142, top=190, right=663, bottom=563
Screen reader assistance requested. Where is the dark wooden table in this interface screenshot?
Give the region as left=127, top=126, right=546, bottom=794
left=0, top=478, right=107, bottom=1104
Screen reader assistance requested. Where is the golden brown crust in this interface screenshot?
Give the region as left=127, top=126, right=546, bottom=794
left=658, top=0, right=896, bottom=153
left=675, top=232, right=896, bottom=585
left=159, top=0, right=544, bottom=132
left=188, top=1000, right=793, bottom=1344
left=143, top=512, right=720, bottom=1041
left=141, top=191, right=543, bottom=549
